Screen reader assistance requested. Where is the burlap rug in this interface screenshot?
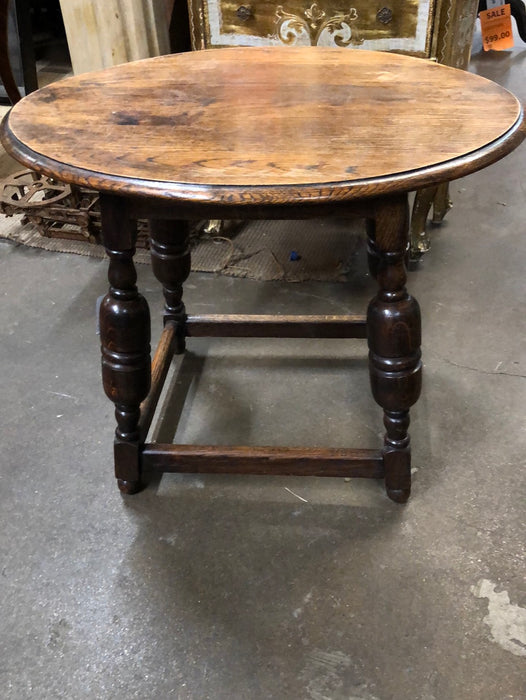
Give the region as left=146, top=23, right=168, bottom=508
left=0, top=213, right=365, bottom=282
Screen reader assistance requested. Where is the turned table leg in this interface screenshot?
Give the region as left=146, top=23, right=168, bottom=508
left=366, top=217, right=380, bottom=279
left=149, top=219, right=191, bottom=354
left=367, top=194, right=422, bottom=503
left=99, top=195, right=151, bottom=494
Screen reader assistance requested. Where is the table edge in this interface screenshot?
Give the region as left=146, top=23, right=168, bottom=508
left=1, top=108, right=524, bottom=208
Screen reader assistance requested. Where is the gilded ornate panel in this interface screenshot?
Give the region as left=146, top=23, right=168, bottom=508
left=188, top=0, right=440, bottom=56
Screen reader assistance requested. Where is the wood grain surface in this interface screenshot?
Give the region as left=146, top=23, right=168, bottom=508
left=1, top=47, right=524, bottom=204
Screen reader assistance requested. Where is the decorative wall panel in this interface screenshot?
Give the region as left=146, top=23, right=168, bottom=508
left=188, top=0, right=439, bottom=56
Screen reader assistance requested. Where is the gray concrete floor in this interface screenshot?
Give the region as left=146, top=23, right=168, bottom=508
left=1, top=34, right=525, bottom=700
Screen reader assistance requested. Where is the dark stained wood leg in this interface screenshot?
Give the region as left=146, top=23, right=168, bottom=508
left=367, top=194, right=422, bottom=503
left=149, top=219, right=191, bottom=354
left=99, top=195, right=151, bottom=494
left=366, top=217, right=380, bottom=279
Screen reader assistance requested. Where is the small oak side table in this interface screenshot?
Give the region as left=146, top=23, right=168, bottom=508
left=2, top=47, right=524, bottom=502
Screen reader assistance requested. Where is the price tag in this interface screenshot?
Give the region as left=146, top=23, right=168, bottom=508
left=480, top=3, right=514, bottom=51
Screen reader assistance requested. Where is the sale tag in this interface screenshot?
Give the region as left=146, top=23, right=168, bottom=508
left=480, top=3, right=514, bottom=51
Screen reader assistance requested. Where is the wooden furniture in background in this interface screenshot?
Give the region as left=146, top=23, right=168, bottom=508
left=0, top=0, right=36, bottom=104
left=0, top=0, right=21, bottom=104
left=58, top=0, right=174, bottom=74
left=183, top=0, right=480, bottom=255
left=2, top=47, right=523, bottom=502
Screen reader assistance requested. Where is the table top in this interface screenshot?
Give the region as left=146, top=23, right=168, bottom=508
left=1, top=47, right=524, bottom=205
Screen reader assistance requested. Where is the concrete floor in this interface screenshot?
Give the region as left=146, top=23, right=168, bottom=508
left=1, top=36, right=525, bottom=700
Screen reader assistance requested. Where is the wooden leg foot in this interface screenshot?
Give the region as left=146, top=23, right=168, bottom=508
left=117, top=478, right=142, bottom=495
left=382, top=413, right=412, bottom=502
left=386, top=487, right=410, bottom=504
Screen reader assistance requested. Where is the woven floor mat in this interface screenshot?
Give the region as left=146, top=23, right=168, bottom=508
left=0, top=214, right=365, bottom=282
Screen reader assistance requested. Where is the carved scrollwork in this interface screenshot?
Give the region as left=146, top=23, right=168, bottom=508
left=304, top=2, right=326, bottom=24
left=274, top=3, right=360, bottom=48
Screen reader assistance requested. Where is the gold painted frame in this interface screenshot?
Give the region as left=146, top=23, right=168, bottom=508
left=188, top=0, right=441, bottom=56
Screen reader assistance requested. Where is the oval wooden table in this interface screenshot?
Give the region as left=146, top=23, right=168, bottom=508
left=2, top=47, right=524, bottom=502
